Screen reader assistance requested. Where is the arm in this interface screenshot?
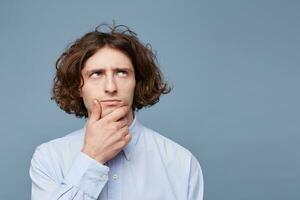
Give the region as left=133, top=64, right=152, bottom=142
left=29, top=146, right=109, bottom=200
left=29, top=101, right=131, bottom=200
left=187, top=154, right=204, bottom=200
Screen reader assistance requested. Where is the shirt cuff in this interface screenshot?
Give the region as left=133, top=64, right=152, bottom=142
left=63, top=152, right=110, bottom=199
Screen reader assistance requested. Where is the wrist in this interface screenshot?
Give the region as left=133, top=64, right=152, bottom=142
left=81, top=148, right=106, bottom=164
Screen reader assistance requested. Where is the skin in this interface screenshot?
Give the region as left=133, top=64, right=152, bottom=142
left=79, top=46, right=136, bottom=164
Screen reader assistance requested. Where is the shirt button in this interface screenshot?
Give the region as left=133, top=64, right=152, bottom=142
left=99, top=174, right=107, bottom=181
left=112, top=174, right=118, bottom=180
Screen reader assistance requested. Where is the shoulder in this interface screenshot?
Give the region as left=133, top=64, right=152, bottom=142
left=36, top=128, right=84, bottom=152
left=140, top=123, right=196, bottom=167
left=31, top=127, right=85, bottom=168
left=30, top=127, right=85, bottom=181
left=138, top=123, right=203, bottom=190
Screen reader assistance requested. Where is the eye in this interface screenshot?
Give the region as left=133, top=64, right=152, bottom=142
left=117, top=70, right=128, bottom=77
left=89, top=71, right=103, bottom=78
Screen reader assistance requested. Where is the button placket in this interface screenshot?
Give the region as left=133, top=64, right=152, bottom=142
left=112, top=174, right=118, bottom=180
left=107, top=153, right=123, bottom=199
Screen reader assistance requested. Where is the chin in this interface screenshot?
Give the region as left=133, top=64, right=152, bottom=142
left=101, top=106, right=130, bottom=118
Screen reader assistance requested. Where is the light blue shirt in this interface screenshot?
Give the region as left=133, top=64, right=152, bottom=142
left=30, top=116, right=204, bottom=200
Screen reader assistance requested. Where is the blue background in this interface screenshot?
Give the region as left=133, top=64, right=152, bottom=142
left=0, top=0, right=299, bottom=199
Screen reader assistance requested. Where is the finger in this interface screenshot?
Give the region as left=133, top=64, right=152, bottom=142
left=117, top=126, right=129, bottom=139
left=114, top=132, right=131, bottom=149
left=112, top=118, right=128, bottom=130
left=89, top=99, right=102, bottom=123
left=103, top=106, right=130, bottom=123
left=124, top=132, right=131, bottom=143
left=106, top=125, right=129, bottom=144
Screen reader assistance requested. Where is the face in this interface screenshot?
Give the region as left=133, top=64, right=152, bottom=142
left=80, top=46, right=136, bottom=119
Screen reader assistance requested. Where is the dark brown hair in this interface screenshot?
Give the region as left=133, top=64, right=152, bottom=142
left=51, top=23, right=171, bottom=118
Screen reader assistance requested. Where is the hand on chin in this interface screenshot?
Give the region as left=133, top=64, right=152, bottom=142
left=101, top=106, right=118, bottom=118
left=100, top=103, right=129, bottom=119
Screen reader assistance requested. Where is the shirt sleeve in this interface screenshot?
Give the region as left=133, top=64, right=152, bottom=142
left=187, top=154, right=204, bottom=200
left=29, top=145, right=109, bottom=200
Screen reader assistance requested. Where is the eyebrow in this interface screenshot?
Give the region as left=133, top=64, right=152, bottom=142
left=84, top=67, right=133, bottom=75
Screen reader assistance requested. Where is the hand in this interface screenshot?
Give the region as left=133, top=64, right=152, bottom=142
left=81, top=99, right=132, bottom=164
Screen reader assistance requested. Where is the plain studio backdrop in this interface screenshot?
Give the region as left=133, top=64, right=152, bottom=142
left=0, top=0, right=299, bottom=199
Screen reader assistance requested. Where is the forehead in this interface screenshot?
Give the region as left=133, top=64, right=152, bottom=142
left=83, top=46, right=133, bottom=71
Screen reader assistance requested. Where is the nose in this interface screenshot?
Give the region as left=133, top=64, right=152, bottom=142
left=104, top=74, right=117, bottom=94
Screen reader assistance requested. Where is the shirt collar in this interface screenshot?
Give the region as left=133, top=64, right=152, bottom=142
left=122, top=114, right=141, bottom=161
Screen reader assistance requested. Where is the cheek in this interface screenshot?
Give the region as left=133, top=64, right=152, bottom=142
left=127, top=80, right=136, bottom=96
left=119, top=80, right=135, bottom=102
left=81, top=85, right=98, bottom=108
left=82, top=81, right=102, bottom=96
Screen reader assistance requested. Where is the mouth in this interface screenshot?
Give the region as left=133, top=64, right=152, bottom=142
left=100, top=99, right=122, bottom=106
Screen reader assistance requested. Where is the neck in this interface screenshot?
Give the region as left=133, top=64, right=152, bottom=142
left=127, top=109, right=134, bottom=126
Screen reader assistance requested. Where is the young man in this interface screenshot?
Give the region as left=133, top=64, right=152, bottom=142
left=30, top=24, right=204, bottom=200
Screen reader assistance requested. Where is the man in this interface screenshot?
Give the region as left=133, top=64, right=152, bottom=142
left=30, top=24, right=204, bottom=200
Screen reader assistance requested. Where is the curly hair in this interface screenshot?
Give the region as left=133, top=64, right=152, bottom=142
left=51, top=23, right=171, bottom=118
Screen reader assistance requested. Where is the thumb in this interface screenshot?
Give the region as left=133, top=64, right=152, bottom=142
left=89, top=99, right=102, bottom=123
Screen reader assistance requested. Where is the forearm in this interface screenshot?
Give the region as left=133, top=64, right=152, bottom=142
left=30, top=149, right=109, bottom=200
